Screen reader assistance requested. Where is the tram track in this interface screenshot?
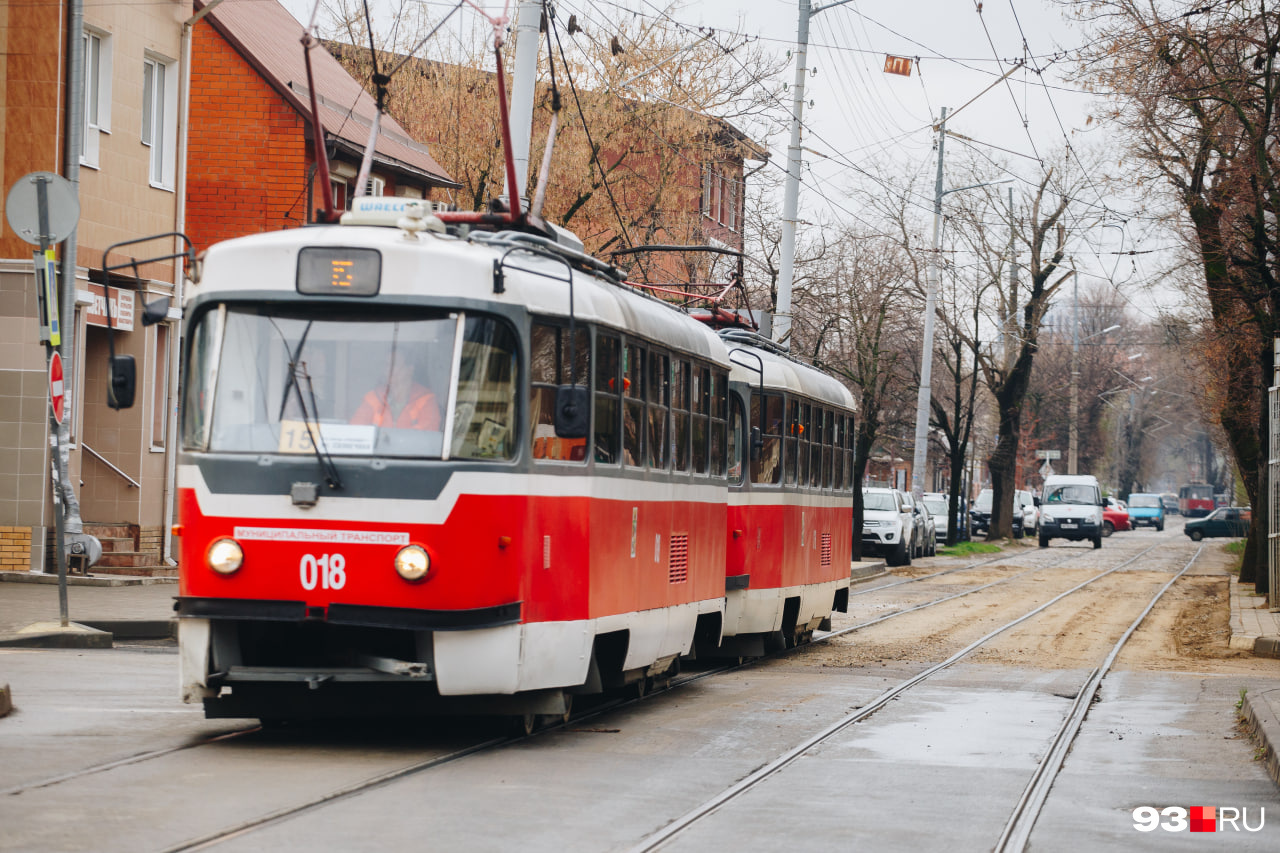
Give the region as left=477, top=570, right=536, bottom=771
left=1, top=537, right=1219, bottom=853
left=0, top=547, right=1040, bottom=803
left=153, top=542, right=1174, bottom=852
left=627, top=539, right=1202, bottom=852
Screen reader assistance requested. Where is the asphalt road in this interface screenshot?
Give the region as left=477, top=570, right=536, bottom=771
left=0, top=526, right=1276, bottom=852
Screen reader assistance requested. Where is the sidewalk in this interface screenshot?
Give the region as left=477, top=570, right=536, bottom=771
left=0, top=571, right=177, bottom=646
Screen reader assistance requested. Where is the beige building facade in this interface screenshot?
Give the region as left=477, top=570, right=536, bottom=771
left=1, top=0, right=191, bottom=572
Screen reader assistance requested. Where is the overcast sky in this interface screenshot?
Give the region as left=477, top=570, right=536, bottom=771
left=277, top=0, right=1186, bottom=318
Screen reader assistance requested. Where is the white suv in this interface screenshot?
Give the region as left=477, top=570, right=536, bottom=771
left=861, top=487, right=915, bottom=566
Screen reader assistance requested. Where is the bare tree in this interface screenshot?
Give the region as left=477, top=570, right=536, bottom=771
left=1070, top=0, right=1279, bottom=589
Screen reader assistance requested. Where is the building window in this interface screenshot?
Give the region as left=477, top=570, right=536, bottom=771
left=142, top=54, right=178, bottom=189
left=331, top=179, right=349, bottom=211
left=151, top=323, right=171, bottom=448
left=81, top=28, right=113, bottom=168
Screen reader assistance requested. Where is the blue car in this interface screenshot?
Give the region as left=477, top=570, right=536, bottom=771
left=1126, top=493, right=1165, bottom=531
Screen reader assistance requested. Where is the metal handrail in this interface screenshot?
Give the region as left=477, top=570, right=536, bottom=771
left=81, top=443, right=141, bottom=488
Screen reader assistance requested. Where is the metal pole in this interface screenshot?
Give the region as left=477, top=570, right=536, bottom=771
left=910, top=106, right=946, bottom=497
left=35, top=179, right=69, bottom=627
left=58, top=0, right=87, bottom=547
left=1068, top=270, right=1079, bottom=475
left=504, top=0, right=542, bottom=203
left=773, top=0, right=813, bottom=348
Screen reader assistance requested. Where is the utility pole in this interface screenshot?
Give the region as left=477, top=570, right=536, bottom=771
left=504, top=0, right=542, bottom=203
left=775, top=0, right=857, bottom=348
left=1068, top=270, right=1079, bottom=474
left=909, top=107, right=947, bottom=497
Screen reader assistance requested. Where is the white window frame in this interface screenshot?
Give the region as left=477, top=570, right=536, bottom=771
left=81, top=28, right=113, bottom=168
left=142, top=53, right=178, bottom=190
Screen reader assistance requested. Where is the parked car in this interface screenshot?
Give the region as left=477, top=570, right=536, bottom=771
left=921, top=493, right=949, bottom=544
left=1039, top=474, right=1105, bottom=548
left=1184, top=507, right=1252, bottom=541
left=901, top=492, right=934, bottom=557
left=971, top=488, right=1032, bottom=538
left=915, top=498, right=937, bottom=556
left=1126, top=493, right=1165, bottom=530
left=1160, top=493, right=1179, bottom=515
left=1102, top=496, right=1131, bottom=536
left=1016, top=489, right=1038, bottom=537
left=861, top=487, right=915, bottom=566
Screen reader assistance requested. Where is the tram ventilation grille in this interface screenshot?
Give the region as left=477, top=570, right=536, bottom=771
left=821, top=533, right=832, bottom=568
left=669, top=534, right=689, bottom=584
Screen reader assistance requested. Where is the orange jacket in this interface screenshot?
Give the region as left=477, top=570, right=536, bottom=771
left=351, top=384, right=441, bottom=430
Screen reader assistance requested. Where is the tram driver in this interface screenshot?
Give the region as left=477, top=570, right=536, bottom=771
left=351, top=346, right=443, bottom=431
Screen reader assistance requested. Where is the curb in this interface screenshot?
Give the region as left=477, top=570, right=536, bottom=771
left=0, top=627, right=112, bottom=648
left=850, top=561, right=888, bottom=584
left=1241, top=688, right=1280, bottom=788
left=0, top=571, right=176, bottom=587
left=78, top=619, right=176, bottom=640
left=1254, top=637, right=1280, bottom=659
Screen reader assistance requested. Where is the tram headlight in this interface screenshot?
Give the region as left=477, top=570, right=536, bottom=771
left=207, top=538, right=244, bottom=575
left=395, top=545, right=430, bottom=582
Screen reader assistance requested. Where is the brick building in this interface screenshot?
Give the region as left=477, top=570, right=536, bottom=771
left=186, top=0, right=457, bottom=250
left=0, top=0, right=454, bottom=575
left=1, top=0, right=193, bottom=574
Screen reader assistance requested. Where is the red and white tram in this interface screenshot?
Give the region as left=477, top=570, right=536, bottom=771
left=172, top=199, right=855, bottom=724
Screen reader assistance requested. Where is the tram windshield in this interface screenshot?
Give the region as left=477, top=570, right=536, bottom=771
left=182, top=305, right=518, bottom=460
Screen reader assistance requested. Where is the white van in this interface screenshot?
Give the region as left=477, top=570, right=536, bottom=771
left=1038, top=474, right=1104, bottom=548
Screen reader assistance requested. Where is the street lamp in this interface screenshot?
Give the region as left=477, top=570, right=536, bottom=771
left=1068, top=274, right=1121, bottom=475
left=910, top=174, right=1013, bottom=497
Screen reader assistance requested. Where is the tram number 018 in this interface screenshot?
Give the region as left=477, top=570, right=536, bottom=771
left=300, top=553, right=346, bottom=590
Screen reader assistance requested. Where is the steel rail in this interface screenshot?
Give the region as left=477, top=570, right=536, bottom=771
left=993, top=543, right=1207, bottom=852
left=627, top=542, right=1165, bottom=853
left=0, top=725, right=258, bottom=797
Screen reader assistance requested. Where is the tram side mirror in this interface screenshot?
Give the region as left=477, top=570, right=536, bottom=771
left=750, top=426, right=763, bottom=461
left=554, top=385, right=590, bottom=439
left=107, top=355, right=136, bottom=410
left=141, top=296, right=170, bottom=326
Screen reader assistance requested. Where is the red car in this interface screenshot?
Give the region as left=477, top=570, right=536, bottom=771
left=1103, top=498, right=1130, bottom=536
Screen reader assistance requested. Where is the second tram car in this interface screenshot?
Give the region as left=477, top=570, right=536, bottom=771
left=1178, top=483, right=1215, bottom=518
left=172, top=200, right=855, bottom=725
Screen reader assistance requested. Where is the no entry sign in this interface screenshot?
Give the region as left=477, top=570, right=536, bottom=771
left=50, top=351, right=64, bottom=423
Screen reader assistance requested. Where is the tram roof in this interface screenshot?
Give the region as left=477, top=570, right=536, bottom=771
left=723, top=338, right=856, bottom=412
left=194, top=224, right=730, bottom=367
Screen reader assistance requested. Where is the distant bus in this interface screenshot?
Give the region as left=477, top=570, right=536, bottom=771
left=1179, top=483, right=1215, bottom=518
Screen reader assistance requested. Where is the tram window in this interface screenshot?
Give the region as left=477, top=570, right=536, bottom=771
left=728, top=393, right=744, bottom=484
left=451, top=318, right=518, bottom=460
left=751, top=393, right=783, bottom=485
left=814, top=409, right=824, bottom=489
left=187, top=305, right=502, bottom=459
left=709, top=369, right=728, bottom=477
left=181, top=306, right=221, bottom=450
left=623, top=343, right=644, bottom=467
left=646, top=350, right=669, bottom=468
left=829, top=412, right=839, bottom=491
left=530, top=321, right=589, bottom=462
left=783, top=399, right=798, bottom=485
left=691, top=366, right=709, bottom=474
left=672, top=360, right=691, bottom=472
left=844, top=414, right=855, bottom=492
left=594, top=333, right=621, bottom=464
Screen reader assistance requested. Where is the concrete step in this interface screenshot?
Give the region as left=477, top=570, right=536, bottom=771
left=89, top=565, right=178, bottom=579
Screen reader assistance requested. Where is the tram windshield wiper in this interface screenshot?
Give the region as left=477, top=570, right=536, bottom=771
left=271, top=320, right=343, bottom=492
